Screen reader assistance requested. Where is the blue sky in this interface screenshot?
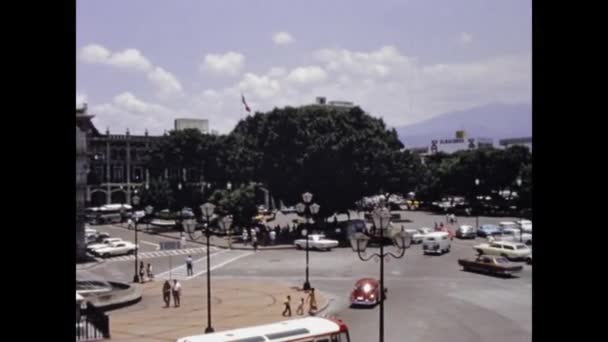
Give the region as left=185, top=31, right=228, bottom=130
left=77, top=0, right=531, bottom=135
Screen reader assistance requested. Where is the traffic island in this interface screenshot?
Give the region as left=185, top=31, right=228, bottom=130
left=108, top=279, right=328, bottom=342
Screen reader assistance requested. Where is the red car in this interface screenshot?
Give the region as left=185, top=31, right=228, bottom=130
left=350, top=278, right=381, bottom=307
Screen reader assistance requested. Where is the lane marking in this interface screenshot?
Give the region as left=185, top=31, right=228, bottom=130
left=189, top=252, right=253, bottom=278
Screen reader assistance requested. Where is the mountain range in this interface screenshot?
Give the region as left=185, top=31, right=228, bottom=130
left=393, top=103, right=532, bottom=148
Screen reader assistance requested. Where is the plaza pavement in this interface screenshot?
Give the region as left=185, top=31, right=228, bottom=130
left=108, top=278, right=329, bottom=342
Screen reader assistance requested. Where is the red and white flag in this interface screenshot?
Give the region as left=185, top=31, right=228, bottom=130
left=241, top=93, right=251, bottom=112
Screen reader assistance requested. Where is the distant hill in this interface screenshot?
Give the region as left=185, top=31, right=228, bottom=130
left=394, top=103, right=532, bottom=148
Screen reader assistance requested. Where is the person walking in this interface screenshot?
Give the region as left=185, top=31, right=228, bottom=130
left=242, top=229, right=249, bottom=246
left=139, top=261, right=145, bottom=283
left=269, top=229, right=276, bottom=246
left=146, top=263, right=154, bottom=281
left=296, top=297, right=305, bottom=315
left=306, top=288, right=318, bottom=315
left=186, top=255, right=193, bottom=276
left=282, top=295, right=292, bottom=317
left=252, top=235, right=258, bottom=251
left=180, top=232, right=187, bottom=249
left=162, top=280, right=171, bottom=307
left=172, top=280, right=182, bottom=307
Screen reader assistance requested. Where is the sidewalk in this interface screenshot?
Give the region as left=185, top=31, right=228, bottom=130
left=152, top=229, right=295, bottom=251
left=108, top=279, right=329, bottom=342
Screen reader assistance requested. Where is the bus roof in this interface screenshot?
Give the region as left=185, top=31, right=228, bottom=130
left=177, top=317, right=342, bottom=342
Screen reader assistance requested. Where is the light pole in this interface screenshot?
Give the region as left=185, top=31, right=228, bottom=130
left=516, top=177, right=523, bottom=242
left=475, top=178, right=480, bottom=229
left=349, top=201, right=412, bottom=342
left=200, top=202, right=216, bottom=334
left=296, top=192, right=320, bottom=292
left=132, top=195, right=141, bottom=283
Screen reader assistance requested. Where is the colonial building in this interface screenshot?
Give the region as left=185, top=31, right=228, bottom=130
left=76, top=106, right=92, bottom=260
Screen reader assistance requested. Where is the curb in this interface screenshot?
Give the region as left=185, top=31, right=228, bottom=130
left=314, top=296, right=334, bottom=316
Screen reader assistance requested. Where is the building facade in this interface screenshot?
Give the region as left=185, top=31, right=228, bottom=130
left=76, top=107, right=92, bottom=260
left=174, top=118, right=209, bottom=133
left=407, top=131, right=494, bottom=156
left=498, top=137, right=532, bottom=152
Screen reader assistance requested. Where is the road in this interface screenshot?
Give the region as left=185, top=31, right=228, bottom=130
left=81, top=211, right=531, bottom=342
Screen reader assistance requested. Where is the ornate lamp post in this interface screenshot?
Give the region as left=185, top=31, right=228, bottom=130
left=131, top=195, right=141, bottom=283
left=296, top=192, right=320, bottom=291
left=200, top=202, right=216, bottom=334
left=349, top=202, right=412, bottom=342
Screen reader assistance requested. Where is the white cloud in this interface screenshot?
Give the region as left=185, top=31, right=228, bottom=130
left=314, top=45, right=410, bottom=78
left=459, top=32, right=473, bottom=45
left=76, top=92, right=87, bottom=107
left=286, top=66, right=327, bottom=85
left=238, top=73, right=281, bottom=98
left=90, top=92, right=190, bottom=135
left=79, top=44, right=110, bottom=64
left=147, top=66, right=183, bottom=97
left=273, top=31, right=294, bottom=46
left=201, top=52, right=245, bottom=76
left=267, top=67, right=287, bottom=78
left=78, top=44, right=183, bottom=98
left=79, top=44, right=152, bottom=72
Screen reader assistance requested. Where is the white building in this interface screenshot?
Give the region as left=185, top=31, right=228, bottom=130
left=499, top=137, right=532, bottom=152
left=408, top=131, right=494, bottom=155
left=174, top=118, right=209, bottom=133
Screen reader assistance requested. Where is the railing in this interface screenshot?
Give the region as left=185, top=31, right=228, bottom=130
left=76, top=309, right=110, bottom=341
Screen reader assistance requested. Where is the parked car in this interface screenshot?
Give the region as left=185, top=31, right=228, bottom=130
left=477, top=224, right=502, bottom=237
left=498, top=221, right=518, bottom=231
left=497, top=228, right=532, bottom=245
left=455, top=225, right=476, bottom=239
left=95, top=241, right=137, bottom=258
left=473, top=241, right=531, bottom=261
left=458, top=255, right=523, bottom=277
left=526, top=249, right=532, bottom=265
left=350, top=278, right=382, bottom=307
left=517, top=220, right=533, bottom=233
left=86, top=237, right=123, bottom=252
left=294, top=234, right=339, bottom=251
left=422, top=232, right=451, bottom=255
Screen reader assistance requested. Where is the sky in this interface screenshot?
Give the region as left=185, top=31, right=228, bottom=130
left=77, top=0, right=531, bottom=135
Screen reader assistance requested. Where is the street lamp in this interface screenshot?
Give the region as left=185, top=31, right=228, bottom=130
left=349, top=202, right=412, bottom=342
left=474, top=178, right=480, bottom=229
left=296, top=192, right=320, bottom=291
left=200, top=202, right=216, bottom=334
left=131, top=195, right=141, bottom=283
left=516, top=177, right=523, bottom=242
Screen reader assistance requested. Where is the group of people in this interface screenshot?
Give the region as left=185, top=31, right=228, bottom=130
left=282, top=288, right=318, bottom=317
left=138, top=261, right=154, bottom=283
left=162, top=279, right=183, bottom=307
left=241, top=224, right=306, bottom=249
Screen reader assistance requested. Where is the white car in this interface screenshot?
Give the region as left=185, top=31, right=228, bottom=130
left=95, top=241, right=137, bottom=258
left=86, top=238, right=123, bottom=252
left=294, top=234, right=339, bottom=251
left=405, top=227, right=432, bottom=244
left=473, top=241, right=531, bottom=261
left=497, top=228, right=532, bottom=245
left=517, top=220, right=532, bottom=233
left=422, top=232, right=451, bottom=255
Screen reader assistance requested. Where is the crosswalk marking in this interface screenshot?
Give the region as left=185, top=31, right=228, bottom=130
left=156, top=250, right=251, bottom=281
left=104, top=246, right=219, bottom=262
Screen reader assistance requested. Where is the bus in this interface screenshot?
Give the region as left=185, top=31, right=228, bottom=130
left=86, top=204, right=132, bottom=225
left=176, top=317, right=350, bottom=342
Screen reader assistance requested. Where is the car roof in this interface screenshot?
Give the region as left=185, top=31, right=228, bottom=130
left=425, top=232, right=448, bottom=237
left=355, top=278, right=378, bottom=285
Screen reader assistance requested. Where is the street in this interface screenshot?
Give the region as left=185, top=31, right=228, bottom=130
left=81, top=211, right=531, bottom=342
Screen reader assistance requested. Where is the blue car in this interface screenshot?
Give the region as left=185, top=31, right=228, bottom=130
left=477, top=224, right=501, bottom=237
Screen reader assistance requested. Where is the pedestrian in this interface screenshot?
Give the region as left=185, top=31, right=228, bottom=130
left=186, top=255, right=193, bottom=276
left=269, top=229, right=276, bottom=246
left=127, top=217, right=134, bottom=230
left=162, top=280, right=172, bottom=307
left=282, top=295, right=292, bottom=317
left=147, top=263, right=154, bottom=281
left=172, top=279, right=182, bottom=307
left=180, top=232, right=187, bottom=249
left=139, top=261, right=145, bottom=283
left=252, top=235, right=258, bottom=251
left=306, top=288, right=318, bottom=315
left=242, top=229, right=249, bottom=245
left=296, top=297, right=305, bottom=315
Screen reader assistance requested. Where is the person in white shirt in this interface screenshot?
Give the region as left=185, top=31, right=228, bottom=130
left=186, top=255, right=193, bottom=276
left=269, top=230, right=276, bottom=245
left=242, top=229, right=249, bottom=245
left=172, top=280, right=182, bottom=307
